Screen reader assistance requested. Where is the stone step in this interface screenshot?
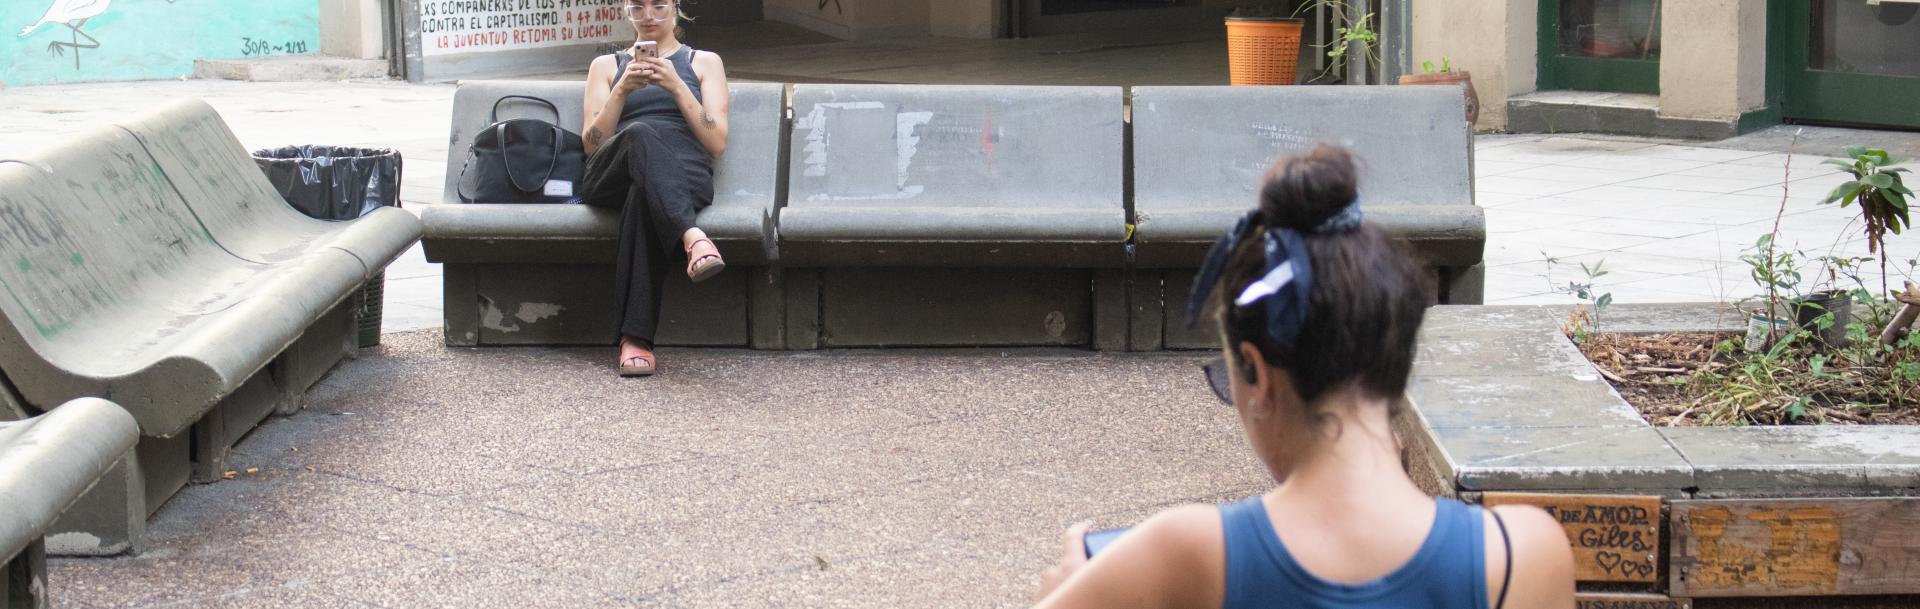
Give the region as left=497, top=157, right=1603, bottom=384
left=1507, top=90, right=1737, bottom=140
left=193, top=56, right=390, bottom=82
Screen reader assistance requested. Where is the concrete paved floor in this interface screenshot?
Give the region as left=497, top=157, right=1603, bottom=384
left=51, top=331, right=1264, bottom=608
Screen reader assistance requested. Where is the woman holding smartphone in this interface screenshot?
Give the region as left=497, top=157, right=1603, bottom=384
left=578, top=0, right=730, bottom=377
left=1031, top=146, right=1577, bottom=609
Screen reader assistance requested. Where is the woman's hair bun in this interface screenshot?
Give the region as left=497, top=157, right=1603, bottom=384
left=1258, top=144, right=1359, bottom=231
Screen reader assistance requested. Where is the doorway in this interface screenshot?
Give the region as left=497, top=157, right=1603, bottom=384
left=1537, top=0, right=1662, bottom=94
left=1779, top=0, right=1920, bottom=129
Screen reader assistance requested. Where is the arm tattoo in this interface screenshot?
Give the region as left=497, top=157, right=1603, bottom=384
left=585, top=125, right=605, bottom=149
left=701, top=111, right=716, bottom=130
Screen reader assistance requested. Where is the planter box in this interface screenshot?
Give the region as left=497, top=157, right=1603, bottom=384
left=1406, top=303, right=1920, bottom=602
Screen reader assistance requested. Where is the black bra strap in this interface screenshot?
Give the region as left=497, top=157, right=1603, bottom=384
left=1490, top=509, right=1513, bottom=609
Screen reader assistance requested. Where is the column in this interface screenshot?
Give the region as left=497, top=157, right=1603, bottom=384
left=1658, top=0, right=1767, bottom=120
left=1411, top=0, right=1539, bottom=131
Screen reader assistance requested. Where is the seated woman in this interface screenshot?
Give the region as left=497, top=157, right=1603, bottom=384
left=578, top=0, right=730, bottom=377
left=1031, top=145, right=1576, bottom=609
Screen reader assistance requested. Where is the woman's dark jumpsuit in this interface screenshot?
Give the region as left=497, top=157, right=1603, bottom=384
left=578, top=45, right=713, bottom=348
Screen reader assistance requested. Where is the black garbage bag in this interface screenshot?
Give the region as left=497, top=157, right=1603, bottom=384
left=251, top=145, right=403, bottom=219
left=252, top=145, right=404, bottom=348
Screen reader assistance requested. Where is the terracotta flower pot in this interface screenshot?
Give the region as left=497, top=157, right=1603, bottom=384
left=1225, top=17, right=1304, bottom=86
left=1398, top=70, right=1480, bottom=126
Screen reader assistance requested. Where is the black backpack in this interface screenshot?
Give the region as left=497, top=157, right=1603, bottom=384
left=457, top=95, right=584, bottom=203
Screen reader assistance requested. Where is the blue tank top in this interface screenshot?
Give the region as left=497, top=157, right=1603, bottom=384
left=612, top=44, right=703, bottom=130
left=1221, top=497, right=1491, bottom=609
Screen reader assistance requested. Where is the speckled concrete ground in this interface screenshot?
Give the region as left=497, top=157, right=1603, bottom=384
left=49, top=330, right=1268, bottom=608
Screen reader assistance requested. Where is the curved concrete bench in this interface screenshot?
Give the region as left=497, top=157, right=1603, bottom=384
left=1129, top=85, right=1484, bottom=349
left=0, top=398, right=138, bottom=604
left=0, top=101, right=420, bottom=555
left=778, top=85, right=1130, bottom=348
left=423, top=80, right=783, bottom=347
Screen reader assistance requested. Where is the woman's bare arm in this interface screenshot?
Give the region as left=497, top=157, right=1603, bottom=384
left=683, top=51, right=730, bottom=158
left=1033, top=505, right=1225, bottom=609
left=582, top=54, right=644, bottom=157
left=639, top=51, right=730, bottom=159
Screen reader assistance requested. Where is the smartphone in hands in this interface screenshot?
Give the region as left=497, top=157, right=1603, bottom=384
left=1083, top=527, right=1129, bottom=559
left=635, top=40, right=658, bottom=59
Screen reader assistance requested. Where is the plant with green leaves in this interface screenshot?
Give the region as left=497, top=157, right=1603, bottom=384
left=1687, top=315, right=1920, bottom=425
left=1542, top=251, right=1613, bottom=343
left=1822, top=146, right=1914, bottom=293
left=1291, top=0, right=1378, bottom=84
left=1420, top=57, right=1453, bottom=74
left=1741, top=233, right=1804, bottom=313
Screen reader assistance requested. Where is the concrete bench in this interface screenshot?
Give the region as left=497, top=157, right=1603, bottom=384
left=0, top=99, right=420, bottom=555
left=779, top=85, right=1130, bottom=348
left=0, top=398, right=137, bottom=607
left=422, top=80, right=784, bottom=347
left=1129, top=85, right=1484, bottom=350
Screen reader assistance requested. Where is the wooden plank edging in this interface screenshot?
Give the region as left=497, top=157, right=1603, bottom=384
left=1671, top=497, right=1920, bottom=597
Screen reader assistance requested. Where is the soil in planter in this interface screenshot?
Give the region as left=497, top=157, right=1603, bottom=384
left=1575, top=332, right=1920, bottom=426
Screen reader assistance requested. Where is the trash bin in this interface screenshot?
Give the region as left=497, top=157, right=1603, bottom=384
left=251, top=145, right=404, bottom=348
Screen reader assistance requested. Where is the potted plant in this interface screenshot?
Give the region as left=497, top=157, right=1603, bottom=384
left=1399, top=57, right=1479, bottom=125
left=1225, top=4, right=1305, bottom=86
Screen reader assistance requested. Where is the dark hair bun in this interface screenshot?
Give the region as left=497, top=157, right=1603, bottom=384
left=1259, top=144, right=1359, bottom=231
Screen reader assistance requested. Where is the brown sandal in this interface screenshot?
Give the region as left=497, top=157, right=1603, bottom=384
left=686, top=238, right=726, bottom=283
left=618, top=347, right=656, bottom=377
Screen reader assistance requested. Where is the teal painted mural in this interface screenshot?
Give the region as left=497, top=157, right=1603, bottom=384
left=3, top=0, right=318, bottom=87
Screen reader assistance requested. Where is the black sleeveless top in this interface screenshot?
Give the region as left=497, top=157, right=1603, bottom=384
left=612, top=44, right=703, bottom=131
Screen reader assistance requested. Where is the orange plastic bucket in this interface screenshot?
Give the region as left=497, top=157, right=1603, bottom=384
left=1226, top=17, right=1304, bottom=86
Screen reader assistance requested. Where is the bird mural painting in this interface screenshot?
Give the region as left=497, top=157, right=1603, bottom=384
left=17, top=0, right=175, bottom=70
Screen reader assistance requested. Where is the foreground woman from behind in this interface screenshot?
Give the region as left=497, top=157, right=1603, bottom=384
left=1032, top=145, right=1576, bottom=609
left=579, top=0, right=730, bottom=377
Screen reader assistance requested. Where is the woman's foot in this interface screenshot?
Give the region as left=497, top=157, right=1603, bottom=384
left=685, top=237, right=726, bottom=283
left=618, top=337, right=655, bottom=377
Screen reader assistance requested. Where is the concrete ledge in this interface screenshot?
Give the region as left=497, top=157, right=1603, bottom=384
left=193, top=56, right=389, bottom=82
left=1408, top=303, right=1920, bottom=498
left=1507, top=91, right=1739, bottom=140
left=1662, top=427, right=1920, bottom=493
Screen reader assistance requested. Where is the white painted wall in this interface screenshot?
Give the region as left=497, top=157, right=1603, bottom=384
left=320, top=0, right=384, bottom=59
left=1660, top=0, right=1766, bottom=120
left=1412, top=0, right=1536, bottom=131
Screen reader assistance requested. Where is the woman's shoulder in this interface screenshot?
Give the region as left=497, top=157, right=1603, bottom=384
left=1482, top=504, right=1576, bottom=609
left=692, top=49, right=725, bottom=67
left=589, top=53, right=618, bottom=72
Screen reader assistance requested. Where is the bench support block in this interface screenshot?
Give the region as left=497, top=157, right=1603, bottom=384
left=1093, top=270, right=1128, bottom=352
left=192, top=300, right=355, bottom=483
left=1443, top=264, right=1486, bottom=305
left=444, top=266, right=483, bottom=346
left=1129, top=272, right=1166, bottom=352
left=749, top=266, right=785, bottom=350
left=3, top=539, right=46, bottom=609
left=806, top=268, right=1097, bottom=348
left=45, top=438, right=167, bottom=557
left=440, top=263, right=758, bottom=347
left=783, top=269, right=822, bottom=351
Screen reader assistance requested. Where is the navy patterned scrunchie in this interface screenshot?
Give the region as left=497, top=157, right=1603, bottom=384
left=1185, top=202, right=1363, bottom=351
